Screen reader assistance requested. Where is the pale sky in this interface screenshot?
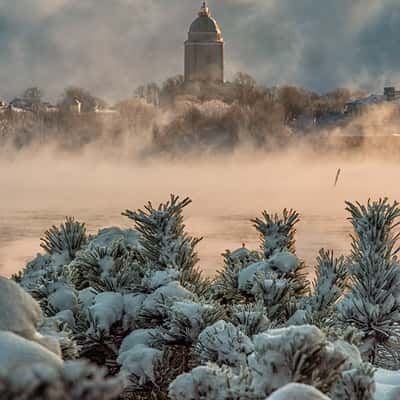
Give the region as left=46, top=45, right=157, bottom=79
left=1, top=0, right=400, bottom=101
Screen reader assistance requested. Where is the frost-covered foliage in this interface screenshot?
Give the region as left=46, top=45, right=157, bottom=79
left=231, top=303, right=270, bottom=337
left=338, top=199, right=400, bottom=367
left=169, top=364, right=255, bottom=400
left=213, top=247, right=261, bottom=303
left=159, top=300, right=226, bottom=346
left=41, top=217, right=87, bottom=261
left=189, top=323, right=347, bottom=398
left=307, top=249, right=347, bottom=318
left=193, top=320, right=254, bottom=368
left=212, top=208, right=309, bottom=328
left=71, top=243, right=140, bottom=291
left=169, top=367, right=335, bottom=400
left=0, top=277, right=123, bottom=400
left=8, top=195, right=400, bottom=399
left=122, top=195, right=210, bottom=296
left=248, top=325, right=345, bottom=396
left=252, top=209, right=299, bottom=258
left=332, top=363, right=376, bottom=400
left=251, top=209, right=309, bottom=304
left=0, top=360, right=124, bottom=400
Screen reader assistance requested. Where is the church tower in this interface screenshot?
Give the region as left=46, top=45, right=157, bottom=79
left=184, top=1, right=224, bottom=83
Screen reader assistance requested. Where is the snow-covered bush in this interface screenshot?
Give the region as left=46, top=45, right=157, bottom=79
left=40, top=217, right=87, bottom=261
left=9, top=195, right=400, bottom=400
left=248, top=325, right=345, bottom=396
left=309, top=249, right=347, bottom=316
left=251, top=271, right=301, bottom=323
left=213, top=208, right=308, bottom=327
left=332, top=363, right=376, bottom=400
left=70, top=243, right=128, bottom=290
left=213, top=247, right=261, bottom=303
left=252, top=209, right=299, bottom=258
left=169, top=364, right=255, bottom=400
left=338, top=199, right=400, bottom=367
left=193, top=320, right=254, bottom=368
left=0, top=360, right=124, bottom=400
left=159, top=300, right=226, bottom=346
left=230, top=303, right=270, bottom=337
left=122, top=195, right=210, bottom=296
left=0, top=277, right=122, bottom=400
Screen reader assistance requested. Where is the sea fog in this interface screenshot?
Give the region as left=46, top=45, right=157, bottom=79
left=1, top=143, right=397, bottom=277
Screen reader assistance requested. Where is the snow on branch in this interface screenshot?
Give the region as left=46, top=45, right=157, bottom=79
left=40, top=217, right=87, bottom=261
left=252, top=209, right=300, bottom=258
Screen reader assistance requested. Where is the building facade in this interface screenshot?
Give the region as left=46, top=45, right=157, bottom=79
left=184, top=2, right=224, bottom=83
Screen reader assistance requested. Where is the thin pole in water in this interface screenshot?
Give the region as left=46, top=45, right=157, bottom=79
left=334, top=168, right=341, bottom=187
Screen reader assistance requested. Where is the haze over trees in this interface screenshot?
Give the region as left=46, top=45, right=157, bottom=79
left=0, top=73, right=368, bottom=156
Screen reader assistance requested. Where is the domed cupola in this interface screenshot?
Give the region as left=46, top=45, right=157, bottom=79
left=188, top=2, right=223, bottom=42
left=184, top=2, right=224, bottom=83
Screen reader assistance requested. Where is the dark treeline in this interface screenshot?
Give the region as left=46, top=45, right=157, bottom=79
left=0, top=73, right=366, bottom=156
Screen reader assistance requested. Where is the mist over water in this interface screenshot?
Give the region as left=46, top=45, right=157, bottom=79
left=1, top=141, right=399, bottom=277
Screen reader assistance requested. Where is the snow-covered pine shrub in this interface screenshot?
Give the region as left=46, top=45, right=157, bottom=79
left=16, top=253, right=73, bottom=297
left=70, top=243, right=126, bottom=289
left=248, top=325, right=345, bottom=397
left=29, top=271, right=78, bottom=316
left=70, top=242, right=143, bottom=292
left=193, top=320, right=254, bottom=369
left=159, top=300, right=226, bottom=346
left=136, top=279, right=194, bottom=328
left=7, top=269, right=80, bottom=361
left=252, top=209, right=299, bottom=258
left=0, top=360, right=124, bottom=400
left=121, top=348, right=176, bottom=400
left=338, top=199, right=400, bottom=367
left=73, top=292, right=129, bottom=376
left=14, top=195, right=400, bottom=400
left=173, top=324, right=347, bottom=399
left=12, top=253, right=52, bottom=284
left=87, top=227, right=140, bottom=252
left=331, top=363, right=376, bottom=400
left=213, top=247, right=261, bottom=304
left=251, top=209, right=309, bottom=302
left=40, top=217, right=87, bottom=261
left=137, top=300, right=228, bottom=391
left=169, top=364, right=256, bottom=400
left=230, top=303, right=270, bottom=337
left=90, top=251, right=145, bottom=294
left=213, top=209, right=308, bottom=326
left=39, top=317, right=80, bottom=360
left=0, top=277, right=122, bottom=400
left=121, top=295, right=224, bottom=393
left=251, top=271, right=302, bottom=323
left=306, top=249, right=347, bottom=320
left=122, top=195, right=210, bottom=296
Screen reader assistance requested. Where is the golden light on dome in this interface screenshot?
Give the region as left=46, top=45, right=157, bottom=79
left=199, top=1, right=211, bottom=17
left=185, top=1, right=224, bottom=83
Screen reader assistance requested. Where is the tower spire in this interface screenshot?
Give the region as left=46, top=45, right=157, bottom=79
left=199, top=1, right=210, bottom=16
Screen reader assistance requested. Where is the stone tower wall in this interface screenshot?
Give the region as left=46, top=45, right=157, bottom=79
left=184, top=41, right=224, bottom=82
